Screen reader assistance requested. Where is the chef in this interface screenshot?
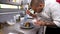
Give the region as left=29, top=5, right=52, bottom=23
left=26, top=0, right=60, bottom=34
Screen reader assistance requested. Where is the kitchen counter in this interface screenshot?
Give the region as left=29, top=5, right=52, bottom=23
left=0, top=18, right=40, bottom=34
left=0, top=25, right=24, bottom=34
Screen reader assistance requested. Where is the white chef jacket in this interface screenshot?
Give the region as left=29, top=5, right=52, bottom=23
left=33, top=0, right=60, bottom=34
left=39, top=0, right=60, bottom=27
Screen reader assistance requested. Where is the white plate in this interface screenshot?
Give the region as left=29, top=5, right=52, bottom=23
left=20, top=23, right=34, bottom=29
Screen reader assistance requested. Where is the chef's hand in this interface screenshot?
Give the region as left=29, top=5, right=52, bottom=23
left=26, top=10, right=31, bottom=15
left=34, top=20, right=46, bottom=26
left=26, top=10, right=37, bottom=18
left=34, top=20, right=57, bottom=27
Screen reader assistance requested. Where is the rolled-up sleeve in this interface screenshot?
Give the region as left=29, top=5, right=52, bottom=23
left=50, top=3, right=60, bottom=27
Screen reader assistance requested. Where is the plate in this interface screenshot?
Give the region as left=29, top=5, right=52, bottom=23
left=20, top=23, right=34, bottom=29
left=20, top=26, right=34, bottom=29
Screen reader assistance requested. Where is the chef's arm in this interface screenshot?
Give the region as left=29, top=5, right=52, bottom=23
left=37, top=19, right=59, bottom=27
left=49, top=4, right=60, bottom=27
left=45, top=13, right=60, bottom=27
left=45, top=3, right=60, bottom=27
left=44, top=21, right=57, bottom=27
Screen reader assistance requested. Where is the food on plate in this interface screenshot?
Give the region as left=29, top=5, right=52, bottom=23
left=24, top=22, right=30, bottom=27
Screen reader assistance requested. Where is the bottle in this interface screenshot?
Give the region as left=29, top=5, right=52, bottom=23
left=15, top=14, right=21, bottom=23
left=16, top=16, right=20, bottom=22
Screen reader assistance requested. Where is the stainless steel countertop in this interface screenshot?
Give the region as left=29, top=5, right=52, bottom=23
left=0, top=18, right=40, bottom=34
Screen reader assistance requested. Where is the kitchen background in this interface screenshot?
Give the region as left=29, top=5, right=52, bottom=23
left=0, top=0, right=31, bottom=22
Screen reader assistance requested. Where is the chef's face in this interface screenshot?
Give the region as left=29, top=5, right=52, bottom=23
left=31, top=3, right=44, bottom=13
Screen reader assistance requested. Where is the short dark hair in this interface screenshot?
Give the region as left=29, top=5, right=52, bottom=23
left=30, top=0, right=44, bottom=7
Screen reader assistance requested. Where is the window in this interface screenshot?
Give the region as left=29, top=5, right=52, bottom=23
left=0, top=4, right=21, bottom=9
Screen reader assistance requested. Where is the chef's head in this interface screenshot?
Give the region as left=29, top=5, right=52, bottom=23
left=30, top=0, right=45, bottom=13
